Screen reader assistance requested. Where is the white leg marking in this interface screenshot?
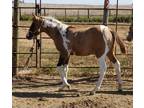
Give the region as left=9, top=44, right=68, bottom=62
left=91, top=25, right=109, bottom=94
left=113, top=60, right=123, bottom=90
left=57, top=65, right=70, bottom=90
left=63, top=64, right=69, bottom=79
left=96, top=55, right=107, bottom=90
left=91, top=55, right=107, bottom=95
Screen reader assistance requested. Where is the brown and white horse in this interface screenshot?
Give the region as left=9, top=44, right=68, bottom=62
left=26, top=15, right=126, bottom=95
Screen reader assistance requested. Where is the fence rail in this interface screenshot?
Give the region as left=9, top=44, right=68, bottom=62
left=12, top=6, right=132, bottom=19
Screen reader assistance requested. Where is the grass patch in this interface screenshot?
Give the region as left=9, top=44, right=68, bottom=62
left=20, top=14, right=33, bottom=21
left=20, top=14, right=132, bottom=23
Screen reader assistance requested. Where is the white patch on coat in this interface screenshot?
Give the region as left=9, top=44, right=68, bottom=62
left=100, top=25, right=109, bottom=54
left=42, top=17, right=70, bottom=53
left=94, top=25, right=110, bottom=90
left=96, top=54, right=107, bottom=90
left=43, top=19, right=57, bottom=28
left=56, top=65, right=69, bottom=86
left=113, top=60, right=122, bottom=84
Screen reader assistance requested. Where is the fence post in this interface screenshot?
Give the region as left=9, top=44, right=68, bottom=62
left=44, top=8, right=46, bottom=16
left=88, top=9, right=90, bottom=22
left=64, top=8, right=66, bottom=21
left=12, top=0, right=19, bottom=76
left=103, top=0, right=109, bottom=25
left=115, top=0, right=119, bottom=32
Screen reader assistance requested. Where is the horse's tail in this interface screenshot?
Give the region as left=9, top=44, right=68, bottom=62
left=111, top=30, right=126, bottom=54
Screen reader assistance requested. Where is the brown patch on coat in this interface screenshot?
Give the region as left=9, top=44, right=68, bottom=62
left=67, top=26, right=106, bottom=58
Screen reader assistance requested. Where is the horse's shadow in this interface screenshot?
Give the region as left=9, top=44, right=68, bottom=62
left=13, top=76, right=132, bottom=98
left=12, top=90, right=133, bottom=99
left=12, top=76, right=99, bottom=89
left=96, top=90, right=133, bottom=95
left=12, top=91, right=78, bottom=98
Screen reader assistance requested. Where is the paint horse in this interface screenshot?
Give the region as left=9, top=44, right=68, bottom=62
left=127, top=23, right=133, bottom=41
left=26, top=15, right=126, bottom=95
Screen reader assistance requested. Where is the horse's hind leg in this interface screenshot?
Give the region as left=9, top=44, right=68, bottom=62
left=57, top=54, right=71, bottom=90
left=90, top=54, right=107, bottom=95
left=107, top=52, right=123, bottom=91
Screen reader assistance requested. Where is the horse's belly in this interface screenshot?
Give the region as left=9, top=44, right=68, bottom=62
left=71, top=47, right=95, bottom=56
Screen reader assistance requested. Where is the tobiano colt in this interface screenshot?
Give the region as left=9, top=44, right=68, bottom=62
left=26, top=15, right=126, bottom=95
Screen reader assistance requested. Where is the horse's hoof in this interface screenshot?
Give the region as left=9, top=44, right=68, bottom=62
left=90, top=91, right=95, bottom=95
left=58, top=85, right=65, bottom=91
left=67, top=85, right=71, bottom=90
left=58, top=84, right=71, bottom=91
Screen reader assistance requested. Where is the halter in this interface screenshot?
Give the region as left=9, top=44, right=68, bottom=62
left=28, top=19, right=44, bottom=39
left=24, top=19, right=44, bottom=69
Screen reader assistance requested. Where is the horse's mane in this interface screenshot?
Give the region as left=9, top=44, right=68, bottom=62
left=42, top=16, right=69, bottom=29
left=41, top=16, right=69, bottom=37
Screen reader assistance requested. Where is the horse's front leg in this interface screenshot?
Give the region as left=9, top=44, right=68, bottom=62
left=56, top=54, right=71, bottom=90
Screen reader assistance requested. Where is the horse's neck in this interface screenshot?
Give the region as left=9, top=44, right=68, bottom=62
left=41, top=26, right=57, bottom=38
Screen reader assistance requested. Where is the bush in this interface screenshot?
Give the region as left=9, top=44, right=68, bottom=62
left=109, top=15, right=132, bottom=23
left=20, top=15, right=32, bottom=21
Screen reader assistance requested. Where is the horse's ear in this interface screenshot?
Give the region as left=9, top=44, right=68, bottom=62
left=39, top=16, right=43, bottom=19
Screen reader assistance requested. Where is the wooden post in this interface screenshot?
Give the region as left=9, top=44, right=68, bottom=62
left=103, top=0, right=109, bottom=25
left=12, top=0, right=19, bottom=76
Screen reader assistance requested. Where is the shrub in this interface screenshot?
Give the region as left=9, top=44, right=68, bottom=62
left=20, top=15, right=32, bottom=21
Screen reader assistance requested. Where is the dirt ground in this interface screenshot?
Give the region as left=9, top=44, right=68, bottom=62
left=12, top=74, right=132, bottom=108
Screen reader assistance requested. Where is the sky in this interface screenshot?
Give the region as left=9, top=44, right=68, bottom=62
left=22, top=0, right=133, bottom=5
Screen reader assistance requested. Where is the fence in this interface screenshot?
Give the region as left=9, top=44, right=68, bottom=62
left=12, top=1, right=133, bottom=77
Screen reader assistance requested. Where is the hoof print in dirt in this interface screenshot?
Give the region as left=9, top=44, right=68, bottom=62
left=25, top=77, right=32, bottom=81
left=118, top=89, right=123, bottom=93
left=38, top=97, right=46, bottom=101
left=89, top=91, right=95, bottom=95
left=76, top=93, right=81, bottom=97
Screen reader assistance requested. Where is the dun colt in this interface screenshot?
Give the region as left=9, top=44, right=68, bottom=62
left=26, top=15, right=126, bottom=95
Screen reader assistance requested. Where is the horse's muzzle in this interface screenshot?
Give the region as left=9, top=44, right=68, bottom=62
left=26, top=32, right=33, bottom=40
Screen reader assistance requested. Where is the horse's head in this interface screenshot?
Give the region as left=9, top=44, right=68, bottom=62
left=26, top=14, right=43, bottom=40
left=127, top=24, right=133, bottom=42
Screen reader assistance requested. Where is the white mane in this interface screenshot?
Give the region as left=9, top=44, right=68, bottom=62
left=42, top=16, right=69, bottom=36
left=42, top=16, right=70, bottom=52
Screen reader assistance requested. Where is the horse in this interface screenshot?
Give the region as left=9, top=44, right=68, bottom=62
left=127, top=23, right=133, bottom=41
left=26, top=15, right=126, bottom=95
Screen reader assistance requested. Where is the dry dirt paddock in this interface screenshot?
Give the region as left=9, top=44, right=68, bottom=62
left=13, top=22, right=133, bottom=108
